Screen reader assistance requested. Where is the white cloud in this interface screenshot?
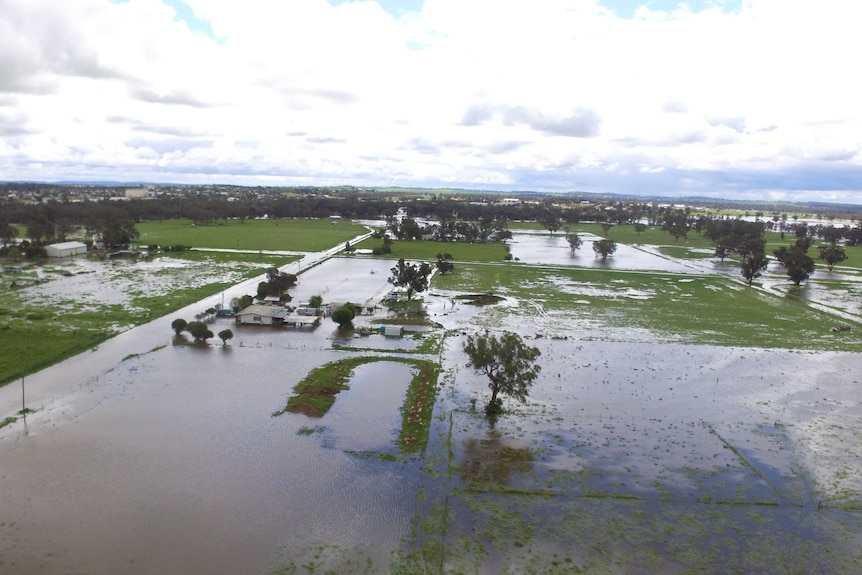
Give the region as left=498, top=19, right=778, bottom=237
left=0, top=0, right=860, bottom=202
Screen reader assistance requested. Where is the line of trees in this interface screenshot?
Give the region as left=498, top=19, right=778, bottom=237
left=256, top=268, right=298, bottom=301
left=386, top=216, right=513, bottom=244
left=170, top=317, right=233, bottom=345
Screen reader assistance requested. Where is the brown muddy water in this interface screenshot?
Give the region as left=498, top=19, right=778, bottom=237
left=2, top=245, right=862, bottom=574
left=1, top=346, right=421, bottom=574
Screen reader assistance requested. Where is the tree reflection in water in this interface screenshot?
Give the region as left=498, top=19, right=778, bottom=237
left=460, top=429, right=534, bottom=490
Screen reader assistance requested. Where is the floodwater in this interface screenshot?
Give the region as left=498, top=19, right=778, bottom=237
left=2, top=232, right=862, bottom=574
left=0, top=348, right=421, bottom=574
left=508, top=231, right=700, bottom=273
left=415, top=337, right=862, bottom=573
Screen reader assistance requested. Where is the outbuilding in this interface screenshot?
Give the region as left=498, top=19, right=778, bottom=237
left=383, top=325, right=404, bottom=337
left=46, top=241, right=88, bottom=258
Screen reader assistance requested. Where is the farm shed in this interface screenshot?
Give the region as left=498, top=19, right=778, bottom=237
left=235, top=304, right=288, bottom=326
left=46, top=241, right=88, bottom=258
left=383, top=325, right=404, bottom=337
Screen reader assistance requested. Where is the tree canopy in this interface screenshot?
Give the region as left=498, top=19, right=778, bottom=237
left=818, top=243, right=847, bottom=271
left=565, top=230, right=582, bottom=255
left=217, top=329, right=233, bottom=345
left=171, top=318, right=187, bottom=335
left=331, top=303, right=357, bottom=328
left=773, top=242, right=815, bottom=285
left=436, top=253, right=454, bottom=274
left=389, top=258, right=432, bottom=300
left=592, top=239, right=617, bottom=261
left=463, top=331, right=542, bottom=416
left=256, top=268, right=297, bottom=299
left=186, top=321, right=214, bottom=343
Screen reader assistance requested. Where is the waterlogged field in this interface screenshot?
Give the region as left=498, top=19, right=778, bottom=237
left=393, top=331, right=862, bottom=573
left=354, top=236, right=509, bottom=262
left=0, top=250, right=295, bottom=385
left=2, top=226, right=861, bottom=574
left=432, top=263, right=862, bottom=350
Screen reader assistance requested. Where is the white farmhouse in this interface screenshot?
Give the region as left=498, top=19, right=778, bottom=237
left=234, top=304, right=288, bottom=326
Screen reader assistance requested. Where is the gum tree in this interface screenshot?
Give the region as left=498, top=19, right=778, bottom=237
left=218, top=329, right=233, bottom=346
left=774, top=239, right=815, bottom=285
left=171, top=318, right=187, bottom=335
left=592, top=239, right=617, bottom=261
left=818, top=243, right=847, bottom=271
left=463, top=331, right=542, bottom=416
left=186, top=321, right=213, bottom=343
left=331, top=303, right=356, bottom=329
left=565, top=229, right=582, bottom=255
left=389, top=258, right=432, bottom=300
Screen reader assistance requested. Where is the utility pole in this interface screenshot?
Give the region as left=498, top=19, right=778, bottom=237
left=21, top=372, right=28, bottom=433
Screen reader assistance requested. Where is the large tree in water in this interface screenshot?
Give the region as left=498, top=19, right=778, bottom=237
left=463, top=331, right=542, bottom=416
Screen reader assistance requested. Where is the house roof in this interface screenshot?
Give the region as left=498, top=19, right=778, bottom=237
left=236, top=304, right=288, bottom=318
left=47, top=241, right=87, bottom=250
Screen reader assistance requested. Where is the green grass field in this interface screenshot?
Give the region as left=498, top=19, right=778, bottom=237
left=137, top=218, right=369, bottom=251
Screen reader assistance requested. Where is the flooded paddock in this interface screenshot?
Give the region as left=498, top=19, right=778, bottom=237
left=0, top=348, right=422, bottom=574
left=508, top=231, right=698, bottom=273
left=2, top=238, right=862, bottom=574
left=409, top=338, right=862, bottom=573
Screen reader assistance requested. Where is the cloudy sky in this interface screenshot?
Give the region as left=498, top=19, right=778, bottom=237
left=1, top=0, right=861, bottom=203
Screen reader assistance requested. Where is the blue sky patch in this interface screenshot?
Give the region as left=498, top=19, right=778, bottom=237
left=111, top=0, right=218, bottom=39
left=326, top=0, right=424, bottom=18
left=601, top=0, right=743, bottom=18
left=162, top=0, right=218, bottom=38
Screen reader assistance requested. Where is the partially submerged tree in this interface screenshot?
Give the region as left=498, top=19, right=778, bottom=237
left=217, top=328, right=234, bottom=346
left=256, top=268, right=297, bottom=299
left=592, top=239, right=617, bottom=261
left=331, top=303, right=357, bottom=329
left=171, top=318, right=187, bottom=335
left=740, top=251, right=769, bottom=285
left=565, top=230, right=582, bottom=255
left=773, top=242, right=815, bottom=285
left=389, top=258, right=432, bottom=300
left=230, top=294, right=254, bottom=313
left=818, top=243, right=847, bottom=271
left=186, top=321, right=214, bottom=343
left=463, top=331, right=542, bottom=416
left=309, top=294, right=323, bottom=312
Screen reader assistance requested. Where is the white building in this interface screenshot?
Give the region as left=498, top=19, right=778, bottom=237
left=45, top=241, right=88, bottom=258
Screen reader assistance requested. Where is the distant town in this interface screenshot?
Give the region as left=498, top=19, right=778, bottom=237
left=2, top=181, right=860, bottom=222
